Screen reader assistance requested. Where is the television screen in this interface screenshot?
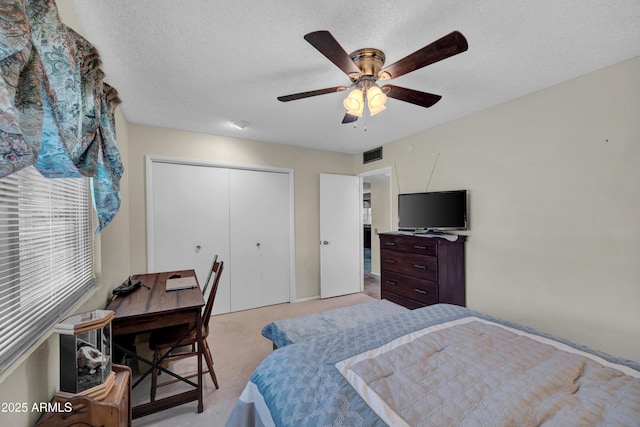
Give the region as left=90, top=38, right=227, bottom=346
left=398, top=190, right=467, bottom=231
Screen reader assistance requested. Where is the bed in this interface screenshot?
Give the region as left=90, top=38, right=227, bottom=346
left=226, top=303, right=640, bottom=426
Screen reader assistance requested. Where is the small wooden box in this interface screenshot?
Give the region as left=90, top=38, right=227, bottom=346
left=36, top=364, right=131, bottom=427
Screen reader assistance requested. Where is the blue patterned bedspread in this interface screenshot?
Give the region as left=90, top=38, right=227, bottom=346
left=262, top=299, right=408, bottom=348
left=226, top=304, right=640, bottom=426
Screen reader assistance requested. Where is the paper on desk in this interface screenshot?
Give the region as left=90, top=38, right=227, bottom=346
left=165, top=276, right=197, bottom=291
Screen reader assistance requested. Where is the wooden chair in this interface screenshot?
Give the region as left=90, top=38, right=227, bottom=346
left=182, top=253, right=217, bottom=354
left=201, top=254, right=218, bottom=300
left=149, top=260, right=223, bottom=401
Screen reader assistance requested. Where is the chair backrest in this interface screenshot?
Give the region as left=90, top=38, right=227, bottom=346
left=202, top=260, right=223, bottom=326
left=201, top=254, right=218, bottom=297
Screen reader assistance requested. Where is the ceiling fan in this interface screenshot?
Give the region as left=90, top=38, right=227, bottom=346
left=277, top=30, right=468, bottom=124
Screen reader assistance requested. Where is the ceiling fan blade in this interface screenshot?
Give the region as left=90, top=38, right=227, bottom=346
left=379, top=31, right=468, bottom=80
left=382, top=85, right=442, bottom=108
left=341, top=113, right=359, bottom=124
left=304, top=31, right=361, bottom=77
left=277, top=86, right=347, bottom=102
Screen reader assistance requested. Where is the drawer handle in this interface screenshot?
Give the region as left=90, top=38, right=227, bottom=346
left=385, top=259, right=396, bottom=264
left=414, top=245, right=427, bottom=250
left=413, top=264, right=427, bottom=269
left=386, top=280, right=397, bottom=286
left=384, top=242, right=396, bottom=246
left=414, top=289, right=427, bottom=295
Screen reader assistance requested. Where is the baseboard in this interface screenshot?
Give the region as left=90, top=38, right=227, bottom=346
left=294, top=295, right=321, bottom=303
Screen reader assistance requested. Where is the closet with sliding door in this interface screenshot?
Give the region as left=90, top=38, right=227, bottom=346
left=146, top=157, right=292, bottom=314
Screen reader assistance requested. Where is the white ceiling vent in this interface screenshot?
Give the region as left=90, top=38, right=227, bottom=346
left=363, top=147, right=383, bottom=164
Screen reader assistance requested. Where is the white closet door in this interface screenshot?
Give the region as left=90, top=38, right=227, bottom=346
left=152, top=163, right=199, bottom=272
left=150, top=162, right=231, bottom=314
left=150, top=160, right=291, bottom=314
left=229, top=169, right=263, bottom=311
left=190, top=166, right=231, bottom=315
left=229, top=169, right=290, bottom=311
left=260, top=171, right=290, bottom=306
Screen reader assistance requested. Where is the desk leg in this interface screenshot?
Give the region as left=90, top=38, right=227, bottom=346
left=197, top=311, right=203, bottom=413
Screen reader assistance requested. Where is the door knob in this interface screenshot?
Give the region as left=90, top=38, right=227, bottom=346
left=322, top=240, right=330, bottom=245
left=256, top=242, right=261, bottom=248
left=195, top=245, right=201, bottom=252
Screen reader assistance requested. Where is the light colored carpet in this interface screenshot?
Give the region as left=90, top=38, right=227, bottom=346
left=131, top=291, right=378, bottom=427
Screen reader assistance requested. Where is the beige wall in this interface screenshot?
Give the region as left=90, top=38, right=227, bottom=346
left=356, top=56, right=640, bottom=362
left=127, top=124, right=354, bottom=300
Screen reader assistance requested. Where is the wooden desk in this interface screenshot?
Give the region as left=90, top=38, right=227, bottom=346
left=106, top=270, right=204, bottom=419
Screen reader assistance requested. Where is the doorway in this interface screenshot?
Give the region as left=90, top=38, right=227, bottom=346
left=359, top=167, right=392, bottom=297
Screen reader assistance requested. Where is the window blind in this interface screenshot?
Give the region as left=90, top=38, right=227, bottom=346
left=0, top=166, right=94, bottom=375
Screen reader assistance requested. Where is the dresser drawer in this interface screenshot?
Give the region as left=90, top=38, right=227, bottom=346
left=381, top=270, right=438, bottom=305
left=381, top=249, right=437, bottom=281
left=380, top=234, right=437, bottom=256
left=381, top=291, right=428, bottom=310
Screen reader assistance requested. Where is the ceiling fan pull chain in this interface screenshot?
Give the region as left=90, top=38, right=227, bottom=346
left=361, top=95, right=368, bottom=132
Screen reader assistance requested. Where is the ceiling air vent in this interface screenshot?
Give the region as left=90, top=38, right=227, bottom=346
left=363, top=147, right=383, bottom=164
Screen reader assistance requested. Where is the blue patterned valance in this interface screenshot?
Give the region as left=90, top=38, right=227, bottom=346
left=0, top=0, right=123, bottom=231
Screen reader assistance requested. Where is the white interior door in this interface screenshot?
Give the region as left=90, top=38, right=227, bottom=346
left=320, top=173, right=362, bottom=298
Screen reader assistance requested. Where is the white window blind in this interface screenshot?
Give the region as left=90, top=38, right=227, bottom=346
left=0, top=166, right=95, bottom=374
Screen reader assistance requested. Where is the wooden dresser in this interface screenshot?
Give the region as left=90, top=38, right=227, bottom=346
left=379, top=232, right=466, bottom=309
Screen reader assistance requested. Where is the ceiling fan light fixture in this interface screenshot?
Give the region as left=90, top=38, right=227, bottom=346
left=368, top=103, right=386, bottom=116
left=343, top=88, right=364, bottom=117
left=367, top=85, right=387, bottom=111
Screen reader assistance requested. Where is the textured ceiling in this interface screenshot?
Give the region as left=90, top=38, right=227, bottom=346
left=70, top=0, right=640, bottom=154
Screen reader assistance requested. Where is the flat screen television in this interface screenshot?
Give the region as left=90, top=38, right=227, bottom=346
left=398, top=190, right=468, bottom=232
